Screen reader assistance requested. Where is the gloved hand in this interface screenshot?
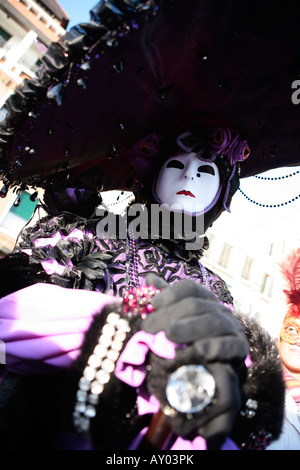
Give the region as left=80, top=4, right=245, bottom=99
left=142, top=273, right=250, bottom=449
left=143, top=273, right=249, bottom=364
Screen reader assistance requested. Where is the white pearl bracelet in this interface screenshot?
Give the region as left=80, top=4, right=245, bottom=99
left=73, top=311, right=130, bottom=437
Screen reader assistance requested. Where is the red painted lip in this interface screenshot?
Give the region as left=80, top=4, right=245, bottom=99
left=176, top=190, right=195, bottom=198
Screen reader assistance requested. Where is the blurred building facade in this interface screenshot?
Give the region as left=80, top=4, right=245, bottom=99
left=0, top=0, right=68, bottom=113
left=0, top=0, right=68, bottom=252
left=203, top=215, right=300, bottom=338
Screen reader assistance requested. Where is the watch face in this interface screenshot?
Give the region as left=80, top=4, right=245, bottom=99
left=153, top=152, right=221, bottom=214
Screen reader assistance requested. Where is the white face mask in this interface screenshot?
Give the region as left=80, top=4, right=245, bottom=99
left=153, top=152, right=221, bottom=215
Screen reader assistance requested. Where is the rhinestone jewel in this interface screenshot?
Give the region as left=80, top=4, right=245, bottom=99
left=122, top=285, right=160, bottom=318
left=166, top=365, right=216, bottom=414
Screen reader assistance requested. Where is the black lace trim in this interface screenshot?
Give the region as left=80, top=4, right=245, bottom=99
left=209, top=277, right=234, bottom=305
left=19, top=213, right=115, bottom=292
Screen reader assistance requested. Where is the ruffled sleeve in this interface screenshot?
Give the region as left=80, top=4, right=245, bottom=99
left=0, top=283, right=116, bottom=374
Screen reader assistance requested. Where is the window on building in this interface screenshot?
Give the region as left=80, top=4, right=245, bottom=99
left=0, top=191, right=38, bottom=239
left=31, top=59, right=43, bottom=74
left=0, top=27, right=11, bottom=48
left=218, top=243, right=233, bottom=269
left=241, top=256, right=253, bottom=280
left=260, top=273, right=274, bottom=298
left=269, top=243, right=274, bottom=256
left=269, top=241, right=286, bottom=258
left=40, top=16, right=48, bottom=25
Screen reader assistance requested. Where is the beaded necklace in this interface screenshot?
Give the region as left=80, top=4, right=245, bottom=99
left=239, top=187, right=300, bottom=207
left=239, top=169, right=300, bottom=207
left=125, top=222, right=140, bottom=290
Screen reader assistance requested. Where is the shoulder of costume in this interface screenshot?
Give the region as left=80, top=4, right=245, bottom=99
left=206, top=267, right=235, bottom=307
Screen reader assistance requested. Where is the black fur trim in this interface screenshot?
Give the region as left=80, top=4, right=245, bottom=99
left=230, top=313, right=285, bottom=448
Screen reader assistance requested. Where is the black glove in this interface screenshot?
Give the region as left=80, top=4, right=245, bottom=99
left=143, top=273, right=249, bottom=364
left=142, top=273, right=249, bottom=449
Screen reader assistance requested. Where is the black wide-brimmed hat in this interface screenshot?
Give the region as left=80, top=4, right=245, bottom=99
left=1, top=0, right=300, bottom=196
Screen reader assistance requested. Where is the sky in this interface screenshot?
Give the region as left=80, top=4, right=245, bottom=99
left=58, top=1, right=98, bottom=28
left=57, top=1, right=300, bottom=244
left=218, top=166, right=300, bottom=243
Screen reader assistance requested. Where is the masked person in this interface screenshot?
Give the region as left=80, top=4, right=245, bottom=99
left=267, top=248, right=300, bottom=450
left=0, top=127, right=285, bottom=450
left=0, top=0, right=297, bottom=451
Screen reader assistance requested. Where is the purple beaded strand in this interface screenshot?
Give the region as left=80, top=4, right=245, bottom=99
left=127, top=223, right=140, bottom=290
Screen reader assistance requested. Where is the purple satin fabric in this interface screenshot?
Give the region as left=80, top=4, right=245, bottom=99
left=0, top=283, right=116, bottom=374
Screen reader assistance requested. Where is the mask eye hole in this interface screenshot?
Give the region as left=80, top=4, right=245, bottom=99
left=166, top=160, right=185, bottom=170
left=198, top=165, right=215, bottom=175
left=286, top=326, right=299, bottom=336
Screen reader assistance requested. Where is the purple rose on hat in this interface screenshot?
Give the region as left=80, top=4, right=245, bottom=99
left=211, top=128, right=250, bottom=165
